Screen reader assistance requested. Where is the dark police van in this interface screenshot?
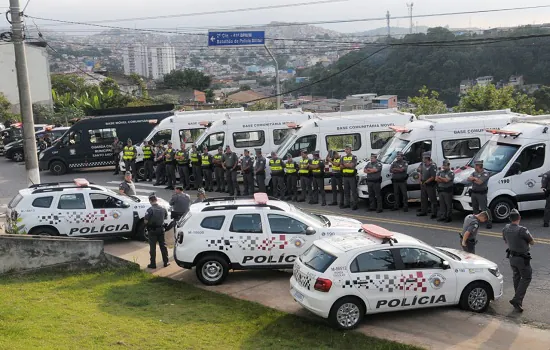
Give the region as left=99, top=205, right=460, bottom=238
left=39, top=105, right=174, bottom=175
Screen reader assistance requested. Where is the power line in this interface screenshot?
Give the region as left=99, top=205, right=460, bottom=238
left=22, top=0, right=32, bottom=13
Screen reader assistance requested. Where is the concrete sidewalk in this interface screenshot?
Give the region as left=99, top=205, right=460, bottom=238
left=104, top=239, right=550, bottom=350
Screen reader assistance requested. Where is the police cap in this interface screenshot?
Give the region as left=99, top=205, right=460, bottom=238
left=127, top=138, right=132, bottom=143
left=167, top=140, right=172, bottom=145
left=396, top=151, right=404, bottom=156
left=345, top=144, right=352, bottom=149
left=125, top=171, right=132, bottom=176
left=474, top=160, right=484, bottom=166
left=371, top=153, right=378, bottom=158
left=286, top=153, right=293, bottom=158
left=175, top=185, right=183, bottom=191
left=442, top=159, right=450, bottom=165
left=313, top=150, right=320, bottom=156
left=422, top=151, right=431, bottom=159
left=244, top=149, right=249, bottom=153
left=255, top=148, right=262, bottom=153
left=148, top=192, right=157, bottom=200
left=301, top=148, right=308, bottom=153
left=218, top=146, right=223, bottom=151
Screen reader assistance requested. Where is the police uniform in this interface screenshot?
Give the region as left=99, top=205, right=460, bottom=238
left=213, top=148, right=225, bottom=192
left=201, top=151, right=214, bottom=192
left=417, top=152, right=438, bottom=218
left=310, top=151, right=326, bottom=206
left=471, top=160, right=492, bottom=228
left=269, top=154, right=285, bottom=199
left=154, top=146, right=166, bottom=186
left=123, top=140, right=137, bottom=181
left=390, top=151, right=408, bottom=211
left=175, top=148, right=191, bottom=190
left=285, top=156, right=298, bottom=201
left=142, top=142, right=154, bottom=182
left=298, top=151, right=312, bottom=202
left=254, top=149, right=267, bottom=193
left=168, top=190, right=191, bottom=230
left=364, top=154, right=383, bottom=212
left=503, top=210, right=534, bottom=309
left=190, top=146, right=202, bottom=190
left=242, top=150, right=254, bottom=196
left=437, top=159, right=454, bottom=222
left=342, top=146, right=358, bottom=210
left=145, top=196, right=169, bottom=268
left=164, top=145, right=177, bottom=190
left=38, top=139, right=48, bottom=151
left=119, top=174, right=136, bottom=196
left=461, top=214, right=479, bottom=253
left=541, top=170, right=550, bottom=226
left=328, top=152, right=343, bottom=206
left=111, top=139, right=123, bottom=175
left=223, top=149, right=241, bottom=196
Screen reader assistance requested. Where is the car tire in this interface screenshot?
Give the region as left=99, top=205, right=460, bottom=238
left=30, top=227, right=58, bottom=236
left=382, top=186, right=395, bottom=209
left=489, top=196, right=515, bottom=223
left=136, top=162, right=145, bottom=180
left=459, top=281, right=491, bottom=313
left=328, top=296, right=365, bottom=330
left=12, top=151, right=24, bottom=162
left=196, top=254, right=229, bottom=286
left=134, top=220, right=148, bottom=241
left=49, top=160, right=67, bottom=175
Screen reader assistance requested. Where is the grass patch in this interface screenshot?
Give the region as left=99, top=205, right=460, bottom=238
left=0, top=268, right=421, bottom=350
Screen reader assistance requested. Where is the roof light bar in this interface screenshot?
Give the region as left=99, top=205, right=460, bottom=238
left=486, top=128, right=522, bottom=137
left=362, top=224, right=394, bottom=239
left=73, top=178, right=90, bottom=187
left=254, top=193, right=269, bottom=205
left=286, top=122, right=299, bottom=129
left=389, top=125, right=411, bottom=133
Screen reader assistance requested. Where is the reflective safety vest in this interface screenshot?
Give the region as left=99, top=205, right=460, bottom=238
left=190, top=151, right=199, bottom=164
left=201, top=154, right=211, bottom=166
left=299, top=158, right=310, bottom=175
left=311, top=159, right=322, bottom=175
left=142, top=146, right=152, bottom=160
left=285, top=161, right=297, bottom=174
left=342, top=155, right=356, bottom=176
left=165, top=148, right=175, bottom=162
left=269, top=159, right=283, bottom=172
left=175, top=151, right=187, bottom=165
left=213, top=153, right=223, bottom=166
left=332, top=157, right=341, bottom=173
left=123, top=146, right=135, bottom=160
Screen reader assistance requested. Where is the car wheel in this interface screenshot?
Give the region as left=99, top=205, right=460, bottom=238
left=49, top=160, right=67, bottom=175
left=134, top=220, right=148, bottom=241
left=12, top=151, right=24, bottom=162
left=196, top=255, right=229, bottom=286
left=136, top=162, right=145, bottom=180
left=30, top=227, right=58, bottom=236
left=382, top=187, right=395, bottom=209
left=329, top=297, right=365, bottom=330
left=490, top=197, right=515, bottom=223
left=459, top=282, right=491, bottom=313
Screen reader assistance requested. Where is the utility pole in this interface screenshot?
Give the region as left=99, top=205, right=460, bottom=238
left=9, top=0, right=40, bottom=185
left=264, top=44, right=281, bottom=109
left=406, top=2, right=414, bottom=34
left=386, top=11, right=391, bottom=39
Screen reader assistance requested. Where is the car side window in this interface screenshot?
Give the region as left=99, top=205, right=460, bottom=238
left=400, top=248, right=444, bottom=270
left=201, top=216, right=225, bottom=230
left=350, top=249, right=395, bottom=273
left=229, top=214, right=263, bottom=234
left=57, top=193, right=86, bottom=210
left=32, top=196, right=53, bottom=208
left=89, top=193, right=120, bottom=209
left=267, top=214, right=307, bottom=234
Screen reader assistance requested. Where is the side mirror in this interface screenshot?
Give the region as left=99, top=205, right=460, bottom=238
left=442, top=260, right=451, bottom=270
left=121, top=202, right=131, bottom=209
left=305, top=227, right=316, bottom=236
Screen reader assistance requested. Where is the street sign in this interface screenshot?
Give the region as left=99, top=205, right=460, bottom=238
left=208, top=31, right=265, bottom=47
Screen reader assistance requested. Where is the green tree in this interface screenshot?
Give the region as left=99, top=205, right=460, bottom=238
left=533, top=86, right=550, bottom=113
left=151, top=94, right=179, bottom=105
left=240, top=85, right=251, bottom=91
left=457, top=84, right=541, bottom=114
left=163, top=69, right=212, bottom=91
left=408, top=86, right=448, bottom=115
left=205, top=89, right=215, bottom=103
left=0, top=92, right=13, bottom=122
left=51, top=74, right=91, bottom=95
left=129, top=73, right=148, bottom=98
left=246, top=101, right=277, bottom=111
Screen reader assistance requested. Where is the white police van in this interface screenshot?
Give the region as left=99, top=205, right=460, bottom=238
left=357, top=110, right=526, bottom=207
left=5, top=178, right=171, bottom=240
left=173, top=193, right=363, bottom=285
left=290, top=225, right=503, bottom=330
left=454, top=115, right=550, bottom=221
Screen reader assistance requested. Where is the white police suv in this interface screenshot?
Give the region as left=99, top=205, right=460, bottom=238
left=5, top=178, right=171, bottom=240
left=173, top=193, right=363, bottom=285
left=290, top=225, right=504, bottom=330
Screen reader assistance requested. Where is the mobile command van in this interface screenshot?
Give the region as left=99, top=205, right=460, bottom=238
left=272, top=110, right=416, bottom=187
left=357, top=110, right=526, bottom=207
left=454, top=115, right=550, bottom=221
left=39, top=106, right=173, bottom=175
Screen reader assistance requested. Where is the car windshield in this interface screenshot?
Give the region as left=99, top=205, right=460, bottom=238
left=104, top=188, right=139, bottom=202
left=276, top=133, right=297, bottom=155
left=469, top=141, right=520, bottom=173
left=289, top=204, right=327, bottom=227
left=378, top=137, right=409, bottom=164
left=300, top=245, right=338, bottom=273
left=436, top=247, right=462, bottom=261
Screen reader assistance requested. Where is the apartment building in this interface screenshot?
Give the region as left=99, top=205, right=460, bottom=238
left=123, top=43, right=176, bottom=80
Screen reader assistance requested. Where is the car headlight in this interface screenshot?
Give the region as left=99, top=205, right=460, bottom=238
left=358, top=177, right=367, bottom=186
left=465, top=185, right=472, bottom=197
left=488, top=267, right=501, bottom=277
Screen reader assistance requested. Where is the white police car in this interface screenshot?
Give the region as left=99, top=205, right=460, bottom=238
left=173, top=193, right=363, bottom=285
left=290, top=225, right=504, bottom=330
left=5, top=178, right=171, bottom=240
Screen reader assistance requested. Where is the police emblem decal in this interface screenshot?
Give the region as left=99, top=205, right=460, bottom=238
left=110, top=210, right=121, bottom=219
left=290, top=237, right=305, bottom=248
left=428, top=273, right=446, bottom=289
left=525, top=179, right=536, bottom=188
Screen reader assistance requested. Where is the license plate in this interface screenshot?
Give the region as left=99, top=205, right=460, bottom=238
left=291, top=288, right=304, bottom=302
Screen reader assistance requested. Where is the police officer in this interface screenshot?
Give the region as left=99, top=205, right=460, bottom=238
left=417, top=152, right=438, bottom=218
left=44, top=133, right=52, bottom=147
left=255, top=148, right=267, bottom=193
left=190, top=144, right=202, bottom=190
left=194, top=188, right=207, bottom=204
left=153, top=143, right=166, bottom=186
left=123, top=139, right=137, bottom=181
left=111, top=137, right=123, bottom=175
left=436, top=159, right=455, bottom=222
left=390, top=151, right=408, bottom=212
left=142, top=141, right=154, bottom=182
left=37, top=137, right=48, bottom=151
left=341, top=145, right=358, bottom=210
left=460, top=211, right=488, bottom=254
left=310, top=151, right=326, bottom=206
left=326, top=150, right=343, bottom=207
left=298, top=149, right=312, bottom=203
left=242, top=149, right=254, bottom=196
left=164, top=141, right=176, bottom=190
left=201, top=146, right=214, bottom=192
left=119, top=171, right=136, bottom=196
left=145, top=194, right=169, bottom=269
left=364, top=153, right=383, bottom=212
left=543, top=170, right=550, bottom=227
left=503, top=209, right=535, bottom=312
left=269, top=151, right=285, bottom=199
left=168, top=186, right=191, bottom=231
left=175, top=144, right=191, bottom=190
left=223, top=146, right=240, bottom=196
left=468, top=160, right=492, bottom=229
left=285, top=153, right=298, bottom=201
left=213, top=146, right=225, bottom=192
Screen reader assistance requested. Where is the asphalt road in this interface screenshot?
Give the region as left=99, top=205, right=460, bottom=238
left=1, top=159, right=550, bottom=327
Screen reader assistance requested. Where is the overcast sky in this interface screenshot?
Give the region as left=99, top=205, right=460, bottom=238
left=2, top=0, right=550, bottom=34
